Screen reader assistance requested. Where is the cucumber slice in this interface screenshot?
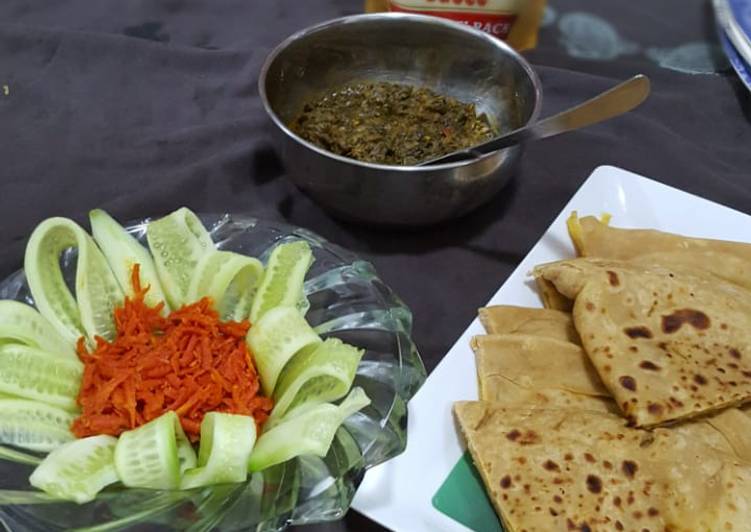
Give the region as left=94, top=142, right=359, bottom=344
left=0, top=344, right=82, bottom=410
left=248, top=387, right=370, bottom=472
left=249, top=241, right=313, bottom=323
left=188, top=250, right=263, bottom=321
left=181, top=413, right=256, bottom=489
left=267, top=338, right=363, bottom=428
left=0, top=399, right=76, bottom=452
left=29, top=435, right=118, bottom=504
left=246, top=306, right=321, bottom=397
left=0, top=300, right=76, bottom=359
left=24, top=217, right=124, bottom=345
left=146, top=207, right=214, bottom=309
left=114, top=411, right=196, bottom=490
left=89, top=209, right=170, bottom=312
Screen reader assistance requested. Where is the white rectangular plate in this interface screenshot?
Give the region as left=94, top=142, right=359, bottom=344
left=351, top=165, right=751, bottom=531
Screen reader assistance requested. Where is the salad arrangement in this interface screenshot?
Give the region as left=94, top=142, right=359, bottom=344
left=0, top=207, right=369, bottom=504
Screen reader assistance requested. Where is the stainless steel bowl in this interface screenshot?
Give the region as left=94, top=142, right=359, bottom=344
left=259, top=13, right=542, bottom=226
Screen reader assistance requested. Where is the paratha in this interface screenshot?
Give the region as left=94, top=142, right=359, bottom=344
left=472, top=334, right=615, bottom=414
left=535, top=258, right=751, bottom=426
left=454, top=401, right=751, bottom=532
left=569, top=214, right=751, bottom=291
left=478, top=305, right=579, bottom=343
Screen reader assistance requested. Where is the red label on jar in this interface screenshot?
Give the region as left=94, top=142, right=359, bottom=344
left=388, top=1, right=518, bottom=39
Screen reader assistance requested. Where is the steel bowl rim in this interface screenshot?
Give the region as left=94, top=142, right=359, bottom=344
left=258, top=12, right=543, bottom=172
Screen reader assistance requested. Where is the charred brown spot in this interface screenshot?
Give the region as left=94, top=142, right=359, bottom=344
left=647, top=507, right=659, bottom=517
left=619, top=376, right=637, bottom=391
left=564, top=453, right=573, bottom=461
left=647, top=403, right=664, bottom=416
left=615, top=521, right=624, bottom=531
left=661, top=309, right=710, bottom=334
left=669, top=397, right=684, bottom=407
left=728, top=363, right=739, bottom=369
left=629, top=346, right=638, bottom=352
left=729, top=348, right=742, bottom=360
left=500, top=475, right=512, bottom=489
left=603, top=460, right=613, bottom=470
left=523, top=484, right=530, bottom=493
left=639, top=360, right=660, bottom=371
left=543, top=460, right=560, bottom=472
left=633, top=511, right=643, bottom=519
left=743, top=370, right=751, bottom=379
left=553, top=495, right=563, bottom=503
left=603, top=364, right=612, bottom=372
left=624, top=326, right=653, bottom=339
left=694, top=374, right=708, bottom=385
left=584, top=453, right=596, bottom=463
left=607, top=270, right=620, bottom=287
left=585, top=475, right=602, bottom=494
left=549, top=507, right=558, bottom=516
left=580, top=525, right=592, bottom=532
left=516, top=456, right=527, bottom=464
left=506, top=429, right=521, bottom=441
left=721, top=323, right=728, bottom=330
left=622, top=460, right=638, bottom=478
left=518, top=430, right=540, bottom=445
left=585, top=302, right=595, bottom=311
left=567, top=519, right=576, bottom=530
left=613, top=496, right=622, bottom=507
left=658, top=342, right=668, bottom=350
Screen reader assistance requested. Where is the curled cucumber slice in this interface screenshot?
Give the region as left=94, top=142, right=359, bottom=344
left=188, top=250, right=264, bottom=321
left=267, top=338, right=363, bottom=428
left=248, top=387, right=370, bottom=472
left=114, top=411, right=196, bottom=490
left=29, top=435, right=118, bottom=504
left=250, top=241, right=313, bottom=323
left=0, top=344, right=82, bottom=411
left=181, top=413, right=256, bottom=489
left=24, top=217, right=124, bottom=345
left=0, top=399, right=76, bottom=452
left=0, top=300, right=76, bottom=359
left=146, top=207, right=214, bottom=309
left=89, top=209, right=169, bottom=312
left=246, top=306, right=322, bottom=397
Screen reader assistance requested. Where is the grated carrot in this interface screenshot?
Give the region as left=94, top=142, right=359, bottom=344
left=71, top=264, right=273, bottom=441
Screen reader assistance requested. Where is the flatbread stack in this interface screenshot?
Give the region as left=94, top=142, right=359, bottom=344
left=455, top=214, right=751, bottom=531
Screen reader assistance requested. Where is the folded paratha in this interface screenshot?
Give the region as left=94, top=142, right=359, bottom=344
left=535, top=258, right=751, bottom=426
left=569, top=214, right=751, bottom=291
left=472, top=334, right=612, bottom=413
left=478, top=306, right=579, bottom=343
left=454, top=401, right=751, bottom=532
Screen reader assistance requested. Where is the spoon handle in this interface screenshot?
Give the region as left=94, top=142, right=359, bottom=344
left=423, top=74, right=651, bottom=166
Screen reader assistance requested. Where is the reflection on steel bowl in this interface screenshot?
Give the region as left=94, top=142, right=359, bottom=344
left=259, top=13, right=542, bottom=226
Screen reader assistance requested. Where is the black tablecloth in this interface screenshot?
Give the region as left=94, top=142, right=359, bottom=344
left=1, top=1, right=750, bottom=531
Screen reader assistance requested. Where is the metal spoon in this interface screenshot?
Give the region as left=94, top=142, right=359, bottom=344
left=420, top=74, right=651, bottom=166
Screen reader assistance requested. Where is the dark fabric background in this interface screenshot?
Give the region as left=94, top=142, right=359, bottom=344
left=1, top=1, right=750, bottom=531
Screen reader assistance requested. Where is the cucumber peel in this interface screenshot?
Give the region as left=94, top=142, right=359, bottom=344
left=29, top=435, right=118, bottom=504
left=246, top=306, right=322, bottom=396
left=267, top=338, right=363, bottom=428
left=248, top=387, right=370, bottom=472
left=114, top=411, right=196, bottom=490
left=24, top=217, right=124, bottom=345
left=181, top=413, right=256, bottom=489
left=146, top=207, right=214, bottom=309
left=0, top=398, right=76, bottom=452
left=0, top=300, right=76, bottom=359
left=188, top=250, right=263, bottom=321
left=89, top=209, right=170, bottom=312
left=249, top=241, right=313, bottom=323
left=0, top=343, right=82, bottom=410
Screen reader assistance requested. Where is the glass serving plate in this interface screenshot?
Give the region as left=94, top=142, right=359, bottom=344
left=0, top=214, right=426, bottom=531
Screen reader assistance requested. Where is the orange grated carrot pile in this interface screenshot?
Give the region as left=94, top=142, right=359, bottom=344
left=72, top=264, right=273, bottom=441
